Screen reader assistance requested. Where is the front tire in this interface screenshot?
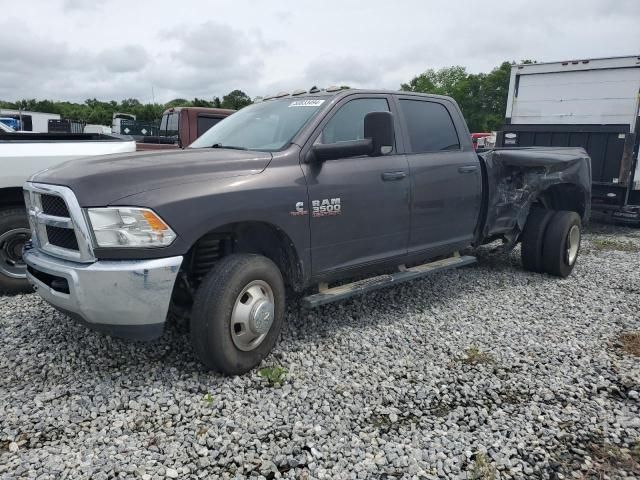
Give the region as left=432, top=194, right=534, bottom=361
left=0, top=207, right=33, bottom=295
left=190, top=254, right=285, bottom=375
left=541, top=211, right=582, bottom=278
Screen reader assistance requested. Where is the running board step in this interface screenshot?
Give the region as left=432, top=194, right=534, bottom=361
left=302, top=255, right=476, bottom=308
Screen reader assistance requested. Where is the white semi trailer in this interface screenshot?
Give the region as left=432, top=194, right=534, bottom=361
left=498, top=55, right=640, bottom=224
left=0, top=109, right=61, bottom=133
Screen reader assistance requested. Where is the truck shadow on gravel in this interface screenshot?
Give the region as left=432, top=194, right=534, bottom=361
left=280, top=245, right=557, bottom=342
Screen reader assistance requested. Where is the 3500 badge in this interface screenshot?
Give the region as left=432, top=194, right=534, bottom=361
left=289, top=198, right=342, bottom=217
left=312, top=198, right=341, bottom=217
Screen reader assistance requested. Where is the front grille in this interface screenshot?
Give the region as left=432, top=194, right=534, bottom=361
left=24, top=183, right=95, bottom=262
left=46, top=225, right=79, bottom=250
left=41, top=194, right=70, bottom=217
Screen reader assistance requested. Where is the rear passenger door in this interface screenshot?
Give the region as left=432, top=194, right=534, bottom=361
left=396, top=97, right=482, bottom=255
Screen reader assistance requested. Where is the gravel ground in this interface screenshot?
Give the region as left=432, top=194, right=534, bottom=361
left=1, top=224, right=639, bottom=479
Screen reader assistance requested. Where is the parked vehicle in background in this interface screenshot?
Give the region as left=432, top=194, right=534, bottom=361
left=48, top=118, right=86, bottom=134
left=110, top=113, right=159, bottom=139
left=0, top=132, right=136, bottom=294
left=0, top=109, right=61, bottom=132
left=0, top=117, right=20, bottom=131
left=497, top=55, right=640, bottom=225
left=23, top=88, right=591, bottom=375
left=471, top=132, right=495, bottom=150
left=136, top=107, right=235, bottom=151
left=83, top=124, right=112, bottom=134
left=111, top=112, right=136, bottom=134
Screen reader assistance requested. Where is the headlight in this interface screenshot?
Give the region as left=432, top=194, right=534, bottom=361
left=86, top=207, right=176, bottom=248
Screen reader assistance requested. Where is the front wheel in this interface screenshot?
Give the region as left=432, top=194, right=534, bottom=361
left=0, top=207, right=33, bottom=295
left=190, top=254, right=285, bottom=375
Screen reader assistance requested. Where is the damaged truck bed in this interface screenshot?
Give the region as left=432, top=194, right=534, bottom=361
left=479, top=147, right=591, bottom=246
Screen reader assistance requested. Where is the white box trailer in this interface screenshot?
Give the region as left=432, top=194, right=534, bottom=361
left=497, top=55, right=640, bottom=224
left=0, top=109, right=61, bottom=133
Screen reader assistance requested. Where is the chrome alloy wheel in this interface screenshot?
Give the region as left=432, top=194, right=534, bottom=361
left=0, top=228, right=30, bottom=279
left=230, top=280, right=275, bottom=351
left=566, top=224, right=580, bottom=265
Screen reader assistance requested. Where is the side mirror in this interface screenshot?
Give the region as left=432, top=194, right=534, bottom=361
left=364, top=111, right=394, bottom=157
left=309, top=138, right=372, bottom=163
left=305, top=110, right=394, bottom=163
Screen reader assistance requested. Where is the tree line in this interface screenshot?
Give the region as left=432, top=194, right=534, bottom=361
left=1, top=62, right=528, bottom=132
left=0, top=90, right=253, bottom=127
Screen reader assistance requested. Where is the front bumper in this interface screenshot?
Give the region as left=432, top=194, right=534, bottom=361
left=24, top=246, right=182, bottom=340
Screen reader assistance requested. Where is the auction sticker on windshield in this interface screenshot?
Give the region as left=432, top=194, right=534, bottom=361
left=289, top=100, right=325, bottom=107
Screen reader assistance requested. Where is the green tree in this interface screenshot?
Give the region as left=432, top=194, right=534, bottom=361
left=401, top=66, right=468, bottom=96
left=0, top=88, right=254, bottom=128
left=400, top=62, right=517, bottom=132
left=191, top=97, right=214, bottom=108
left=221, top=90, right=252, bottom=110
left=165, top=98, right=190, bottom=109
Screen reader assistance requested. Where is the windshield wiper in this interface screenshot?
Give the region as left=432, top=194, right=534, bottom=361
left=211, top=143, right=248, bottom=150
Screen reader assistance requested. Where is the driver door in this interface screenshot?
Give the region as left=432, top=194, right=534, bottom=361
left=300, top=95, right=410, bottom=276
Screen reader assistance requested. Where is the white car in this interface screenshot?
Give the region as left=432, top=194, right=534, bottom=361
left=0, top=131, right=136, bottom=293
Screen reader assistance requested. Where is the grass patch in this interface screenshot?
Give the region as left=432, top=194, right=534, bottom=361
left=586, top=442, right=640, bottom=477
left=431, top=403, right=452, bottom=417
left=618, top=331, right=640, bottom=357
left=469, top=453, right=497, bottom=480
left=258, top=366, right=287, bottom=387
left=368, top=412, right=420, bottom=433
left=591, top=238, right=640, bottom=253
left=461, top=347, right=495, bottom=366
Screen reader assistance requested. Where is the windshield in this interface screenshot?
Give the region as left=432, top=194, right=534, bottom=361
left=190, top=97, right=328, bottom=151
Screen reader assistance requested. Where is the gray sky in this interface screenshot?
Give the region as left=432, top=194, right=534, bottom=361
left=1, top=0, right=638, bottom=103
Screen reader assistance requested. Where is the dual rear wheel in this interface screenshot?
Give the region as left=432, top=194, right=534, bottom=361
left=521, top=208, right=582, bottom=278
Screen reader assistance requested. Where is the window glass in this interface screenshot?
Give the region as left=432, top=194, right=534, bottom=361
left=165, top=113, right=179, bottom=137
left=158, top=113, right=168, bottom=134
left=320, top=98, right=389, bottom=144
left=197, top=116, right=222, bottom=136
left=399, top=100, right=460, bottom=152
left=190, top=98, right=326, bottom=151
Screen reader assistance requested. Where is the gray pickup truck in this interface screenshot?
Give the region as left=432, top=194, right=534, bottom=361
left=23, top=89, right=591, bottom=374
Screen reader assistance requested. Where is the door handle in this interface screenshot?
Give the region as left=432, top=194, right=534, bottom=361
left=458, top=165, right=478, bottom=173
left=381, top=171, right=407, bottom=181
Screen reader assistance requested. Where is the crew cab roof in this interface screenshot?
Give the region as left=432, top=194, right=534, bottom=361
left=162, top=107, right=235, bottom=115
left=262, top=88, right=457, bottom=104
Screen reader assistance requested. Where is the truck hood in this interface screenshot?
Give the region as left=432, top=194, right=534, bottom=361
left=30, top=148, right=273, bottom=206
